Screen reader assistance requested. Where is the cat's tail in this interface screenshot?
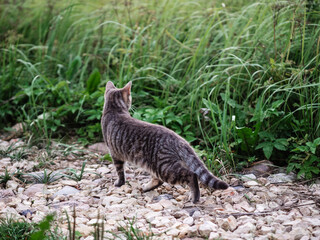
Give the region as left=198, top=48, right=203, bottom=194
left=189, top=155, right=229, bottom=190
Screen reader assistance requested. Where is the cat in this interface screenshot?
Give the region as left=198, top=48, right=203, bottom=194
left=101, top=81, right=228, bottom=203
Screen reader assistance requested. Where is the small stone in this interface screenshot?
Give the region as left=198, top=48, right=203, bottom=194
left=299, top=206, right=312, bottom=216
left=96, top=166, right=111, bottom=175
left=209, top=232, right=220, bottom=240
left=24, top=184, right=45, bottom=197
left=290, top=227, right=309, bottom=240
left=146, top=203, right=163, bottom=211
left=53, top=186, right=79, bottom=197
left=256, top=204, right=266, bottom=212
left=234, top=201, right=255, bottom=212
left=183, top=217, right=194, bottom=225
left=173, top=210, right=189, bottom=219
left=303, top=217, right=320, bottom=227
left=227, top=216, right=237, bottom=231
left=313, top=229, right=320, bottom=237
left=77, top=223, right=94, bottom=236
left=153, top=194, right=174, bottom=202
left=0, top=189, right=15, bottom=199
left=234, top=222, right=256, bottom=234
left=218, top=219, right=230, bottom=231
left=159, top=199, right=174, bottom=208
left=300, top=236, right=309, bottom=240
left=166, top=228, right=180, bottom=237
left=60, top=180, right=78, bottom=186
left=102, top=196, right=122, bottom=206
left=244, top=180, right=259, bottom=187
left=6, top=180, right=19, bottom=190
left=192, top=210, right=202, bottom=218
left=199, top=221, right=218, bottom=236
left=87, top=219, right=104, bottom=226
left=241, top=174, right=256, bottom=181
left=145, top=211, right=162, bottom=222
left=267, top=173, right=296, bottom=183
left=151, top=216, right=171, bottom=227
left=260, top=226, right=275, bottom=234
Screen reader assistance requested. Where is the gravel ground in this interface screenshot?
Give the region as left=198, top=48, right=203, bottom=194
left=0, top=138, right=319, bottom=240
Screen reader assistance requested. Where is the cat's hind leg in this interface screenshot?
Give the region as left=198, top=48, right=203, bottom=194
left=113, top=158, right=125, bottom=187
left=142, top=177, right=163, bottom=192
left=161, top=162, right=200, bottom=203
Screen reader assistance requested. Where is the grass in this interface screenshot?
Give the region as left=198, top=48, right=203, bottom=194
left=0, top=0, right=319, bottom=178
left=0, top=217, right=34, bottom=240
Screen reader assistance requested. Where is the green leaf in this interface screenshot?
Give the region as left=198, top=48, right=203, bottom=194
left=274, top=142, right=287, bottom=151
left=313, top=138, right=320, bottom=146
left=263, top=144, right=273, bottom=159
left=275, top=138, right=289, bottom=147
left=310, top=167, right=320, bottom=174
left=66, top=56, right=82, bottom=80
left=255, top=142, right=272, bottom=150
left=258, top=131, right=275, bottom=141
left=236, top=127, right=256, bottom=153
left=86, top=69, right=101, bottom=94
left=306, top=142, right=316, bottom=154
left=271, top=99, right=284, bottom=109
left=291, top=146, right=309, bottom=153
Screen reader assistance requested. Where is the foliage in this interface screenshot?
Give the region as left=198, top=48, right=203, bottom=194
left=287, top=137, right=320, bottom=179
left=0, top=217, right=34, bottom=240
left=0, top=215, right=64, bottom=240
left=0, top=0, right=319, bottom=177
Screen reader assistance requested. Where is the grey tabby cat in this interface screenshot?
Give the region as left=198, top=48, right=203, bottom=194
left=101, top=81, right=228, bottom=203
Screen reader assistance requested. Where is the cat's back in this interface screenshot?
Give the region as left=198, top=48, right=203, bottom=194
left=102, top=112, right=189, bottom=156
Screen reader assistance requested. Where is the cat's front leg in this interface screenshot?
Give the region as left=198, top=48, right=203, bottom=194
left=113, top=158, right=125, bottom=187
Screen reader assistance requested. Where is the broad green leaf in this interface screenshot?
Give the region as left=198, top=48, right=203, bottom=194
left=255, top=142, right=272, bottom=149
left=236, top=127, right=256, bottom=153
left=313, top=138, right=320, bottom=146
left=258, top=131, right=275, bottom=141
left=86, top=69, right=101, bottom=94
left=310, top=167, right=320, bottom=174
left=274, top=142, right=287, bottom=151
left=291, top=146, right=309, bottom=153
left=263, top=144, right=273, bottom=159
left=306, top=142, right=316, bottom=154
left=275, top=138, right=289, bottom=147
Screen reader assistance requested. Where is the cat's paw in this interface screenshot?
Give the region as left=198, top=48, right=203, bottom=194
left=114, top=179, right=125, bottom=187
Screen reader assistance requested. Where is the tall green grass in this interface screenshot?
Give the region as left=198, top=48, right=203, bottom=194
left=0, top=0, right=319, bottom=176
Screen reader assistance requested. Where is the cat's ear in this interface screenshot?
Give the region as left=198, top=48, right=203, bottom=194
left=123, top=81, right=132, bottom=95
left=122, top=81, right=132, bottom=103
left=106, top=81, right=116, bottom=90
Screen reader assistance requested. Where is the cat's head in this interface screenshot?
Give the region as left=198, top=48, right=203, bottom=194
left=103, top=81, right=132, bottom=113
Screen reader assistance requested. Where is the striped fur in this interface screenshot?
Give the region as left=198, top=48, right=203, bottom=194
left=101, top=81, right=228, bottom=203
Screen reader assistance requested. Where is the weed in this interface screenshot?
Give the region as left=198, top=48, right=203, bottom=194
left=92, top=211, right=104, bottom=240
left=0, top=168, right=12, bottom=188
left=288, top=137, right=320, bottom=179
left=0, top=217, right=34, bottom=240
left=27, top=169, right=62, bottom=184
left=62, top=160, right=101, bottom=182
left=65, top=207, right=82, bottom=240
left=108, top=218, right=154, bottom=240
